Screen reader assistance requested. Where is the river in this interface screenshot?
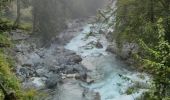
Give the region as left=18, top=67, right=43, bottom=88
left=63, top=23, right=150, bottom=100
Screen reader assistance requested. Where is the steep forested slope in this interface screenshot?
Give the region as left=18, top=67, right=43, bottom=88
left=114, top=0, right=170, bottom=99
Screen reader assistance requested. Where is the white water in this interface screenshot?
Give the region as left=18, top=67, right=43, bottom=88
left=65, top=24, right=150, bottom=100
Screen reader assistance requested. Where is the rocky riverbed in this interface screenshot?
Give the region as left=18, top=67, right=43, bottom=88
left=11, top=4, right=151, bottom=99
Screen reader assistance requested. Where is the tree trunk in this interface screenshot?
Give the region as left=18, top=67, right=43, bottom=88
left=13, top=0, right=21, bottom=27
left=149, top=0, right=154, bottom=23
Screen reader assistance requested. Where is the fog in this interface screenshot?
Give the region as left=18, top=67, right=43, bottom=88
left=30, top=0, right=108, bottom=44
left=63, top=0, right=107, bottom=18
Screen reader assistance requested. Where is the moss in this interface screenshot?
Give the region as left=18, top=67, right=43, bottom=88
left=18, top=22, right=32, bottom=32
left=0, top=32, right=37, bottom=100
left=0, top=32, right=11, bottom=47
left=0, top=17, right=32, bottom=32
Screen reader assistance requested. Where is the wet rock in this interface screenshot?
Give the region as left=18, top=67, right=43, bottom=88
left=94, top=92, right=101, bottom=100
left=48, top=65, right=60, bottom=72
left=23, top=77, right=45, bottom=90
left=106, top=31, right=113, bottom=42
left=119, top=43, right=138, bottom=60
left=86, top=77, right=95, bottom=84
left=36, top=68, right=49, bottom=77
left=72, top=64, right=87, bottom=73
left=64, top=50, right=76, bottom=56
left=46, top=74, right=62, bottom=89
left=69, top=55, right=82, bottom=64
left=80, top=28, right=84, bottom=31
left=95, top=41, right=103, bottom=48
left=106, top=45, right=117, bottom=54
left=18, top=67, right=29, bottom=78
left=82, top=89, right=101, bottom=100
left=99, top=30, right=105, bottom=34
left=57, top=57, right=69, bottom=65
left=75, top=72, right=87, bottom=81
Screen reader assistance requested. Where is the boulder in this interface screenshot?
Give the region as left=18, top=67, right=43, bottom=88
left=36, top=68, right=49, bottom=77
left=95, top=41, right=103, bottom=48
left=86, top=77, right=95, bottom=84
left=99, top=30, right=105, bottom=34
left=106, top=31, right=113, bottom=42
left=70, top=55, right=82, bottom=64
left=106, top=45, right=116, bottom=54
left=18, top=67, right=29, bottom=78
left=23, top=77, right=45, bottom=90
left=119, top=43, right=138, bottom=60
left=94, top=92, right=101, bottom=100
left=45, top=74, right=62, bottom=89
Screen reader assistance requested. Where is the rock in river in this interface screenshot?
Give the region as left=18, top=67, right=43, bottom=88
left=95, top=41, right=103, bottom=48
left=69, top=55, right=82, bottom=64
left=46, top=74, right=62, bottom=89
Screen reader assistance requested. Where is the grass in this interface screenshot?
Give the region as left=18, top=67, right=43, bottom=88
left=18, top=22, right=32, bottom=32
left=0, top=17, right=32, bottom=32
left=0, top=32, right=37, bottom=100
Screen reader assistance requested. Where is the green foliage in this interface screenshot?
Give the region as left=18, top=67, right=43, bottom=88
left=115, top=0, right=170, bottom=99
left=126, top=86, right=139, bottom=95
left=0, top=0, right=12, bottom=11
left=0, top=46, right=20, bottom=100
left=0, top=32, right=11, bottom=47
left=18, top=22, right=32, bottom=31
left=0, top=18, right=13, bottom=32
left=0, top=32, right=37, bottom=100
left=115, top=0, right=170, bottom=47
left=137, top=19, right=170, bottom=99
left=0, top=1, right=37, bottom=99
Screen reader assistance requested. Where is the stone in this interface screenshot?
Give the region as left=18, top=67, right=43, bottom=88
left=70, top=55, right=82, bottom=64
left=119, top=43, right=139, bottom=60
left=19, top=67, right=29, bottom=78
left=86, top=77, right=95, bottom=84
left=99, top=30, right=105, bottom=34
left=106, top=31, right=113, bottom=42
left=106, top=45, right=116, bottom=54
left=95, top=41, right=103, bottom=48
left=31, top=77, right=45, bottom=89
left=23, top=77, right=45, bottom=90
left=45, top=74, right=62, bottom=89
left=94, top=92, right=101, bottom=100
left=36, top=68, right=49, bottom=77
left=75, top=72, right=87, bottom=81
left=80, top=28, right=84, bottom=32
